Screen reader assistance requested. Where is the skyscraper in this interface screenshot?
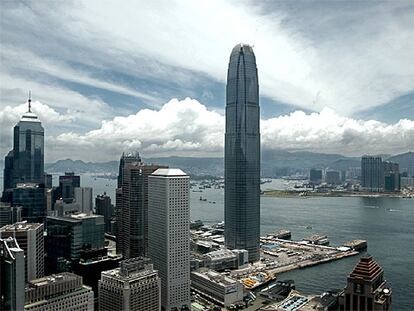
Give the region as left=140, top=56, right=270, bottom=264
left=99, top=258, right=161, bottom=311
left=148, top=168, right=191, bottom=310
left=74, top=187, right=93, bottom=213
left=95, top=193, right=114, bottom=233
left=116, top=158, right=167, bottom=258
left=361, top=156, right=384, bottom=192
left=11, top=96, right=45, bottom=188
left=0, top=222, right=44, bottom=282
left=339, top=255, right=392, bottom=311
left=117, top=151, right=142, bottom=188
left=225, top=43, right=261, bottom=262
left=0, top=237, right=25, bottom=311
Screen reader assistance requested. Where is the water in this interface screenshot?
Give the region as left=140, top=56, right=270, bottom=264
left=2, top=175, right=412, bottom=309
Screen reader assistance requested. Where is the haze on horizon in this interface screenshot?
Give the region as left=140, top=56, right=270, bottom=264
left=1, top=0, right=413, bottom=161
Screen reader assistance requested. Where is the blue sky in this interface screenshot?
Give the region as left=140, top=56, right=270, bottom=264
left=1, top=0, right=413, bottom=161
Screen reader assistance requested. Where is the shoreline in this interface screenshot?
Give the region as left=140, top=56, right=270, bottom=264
left=262, top=190, right=413, bottom=198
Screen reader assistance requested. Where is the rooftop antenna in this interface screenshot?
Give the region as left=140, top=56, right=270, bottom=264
left=28, top=90, right=32, bottom=112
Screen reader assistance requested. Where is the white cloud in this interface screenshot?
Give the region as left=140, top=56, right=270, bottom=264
left=7, top=98, right=410, bottom=162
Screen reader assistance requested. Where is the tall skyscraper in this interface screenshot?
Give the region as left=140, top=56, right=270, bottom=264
left=361, top=156, right=384, bottom=192
left=148, top=168, right=191, bottom=310
left=12, top=183, right=46, bottom=223
left=383, top=161, right=400, bottom=192
left=116, top=158, right=167, bottom=258
left=0, top=222, right=44, bottom=282
left=225, top=43, right=261, bottom=262
left=99, top=258, right=161, bottom=311
left=25, top=272, right=94, bottom=311
left=339, top=255, right=392, bottom=311
left=117, top=151, right=142, bottom=188
left=0, top=237, right=25, bottom=311
left=95, top=193, right=114, bottom=233
left=2, top=96, right=44, bottom=202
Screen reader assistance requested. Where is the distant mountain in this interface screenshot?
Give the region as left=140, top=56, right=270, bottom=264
left=45, top=159, right=118, bottom=174
left=387, top=152, right=414, bottom=175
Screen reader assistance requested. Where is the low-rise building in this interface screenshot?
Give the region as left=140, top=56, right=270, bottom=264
left=191, top=269, right=244, bottom=307
left=203, top=248, right=248, bottom=271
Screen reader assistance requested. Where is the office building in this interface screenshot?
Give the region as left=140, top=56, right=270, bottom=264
left=148, top=168, right=191, bottom=310
left=117, top=151, right=142, bottom=188
left=309, top=168, right=323, bottom=184
left=99, top=258, right=161, bottom=311
left=225, top=43, right=261, bottom=262
left=58, top=172, right=80, bottom=203
left=339, top=255, right=392, bottom=311
left=12, top=183, right=46, bottom=223
left=191, top=269, right=244, bottom=307
left=74, top=187, right=93, bottom=213
left=0, top=203, right=21, bottom=227
left=117, top=160, right=167, bottom=258
left=0, top=237, right=25, bottom=311
left=44, top=174, right=52, bottom=189
left=325, top=170, right=341, bottom=185
left=383, top=161, right=400, bottom=192
left=0, top=222, right=44, bottom=282
left=95, top=193, right=114, bottom=233
left=4, top=96, right=45, bottom=192
left=46, top=213, right=104, bottom=273
left=361, top=156, right=384, bottom=192
left=25, top=272, right=93, bottom=311
left=54, top=199, right=80, bottom=216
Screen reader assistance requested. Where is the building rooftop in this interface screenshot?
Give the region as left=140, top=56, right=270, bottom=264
left=152, top=168, right=187, bottom=176
left=28, top=272, right=81, bottom=288
left=192, top=269, right=238, bottom=287
left=1, top=221, right=43, bottom=232
left=204, top=248, right=236, bottom=260
left=349, top=255, right=383, bottom=282
left=20, top=111, right=41, bottom=123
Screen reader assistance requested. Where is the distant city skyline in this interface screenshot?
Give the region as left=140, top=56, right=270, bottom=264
left=1, top=1, right=413, bottom=161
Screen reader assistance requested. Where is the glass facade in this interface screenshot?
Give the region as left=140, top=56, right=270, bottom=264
left=12, top=112, right=44, bottom=186
left=225, top=44, right=260, bottom=262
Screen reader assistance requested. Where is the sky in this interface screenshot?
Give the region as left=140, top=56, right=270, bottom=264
left=1, top=0, right=413, bottom=162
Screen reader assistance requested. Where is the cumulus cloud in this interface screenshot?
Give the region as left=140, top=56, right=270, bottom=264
left=3, top=98, right=408, bottom=162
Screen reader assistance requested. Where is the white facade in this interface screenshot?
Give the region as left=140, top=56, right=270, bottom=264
left=74, top=187, right=93, bottom=213
left=148, top=168, right=191, bottom=311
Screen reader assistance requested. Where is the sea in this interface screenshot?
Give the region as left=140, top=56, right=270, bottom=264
left=2, top=174, right=413, bottom=310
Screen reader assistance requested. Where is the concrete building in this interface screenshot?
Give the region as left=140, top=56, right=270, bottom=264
left=361, top=156, right=384, bottom=192
left=325, top=170, right=341, bottom=185
left=191, top=269, right=244, bottom=307
left=74, top=187, right=93, bottom=213
left=54, top=199, right=81, bottom=216
left=0, top=237, right=25, bottom=311
left=117, top=160, right=167, bottom=258
left=46, top=213, right=104, bottom=273
left=148, top=168, right=191, bottom=310
left=25, top=272, right=93, bottom=311
left=339, top=255, right=392, bottom=311
left=0, top=202, right=21, bottom=227
left=203, top=248, right=248, bottom=271
left=225, top=43, right=261, bottom=262
left=95, top=193, right=113, bottom=233
left=12, top=183, right=46, bottom=223
left=0, top=222, right=44, bottom=282
left=99, top=257, right=161, bottom=311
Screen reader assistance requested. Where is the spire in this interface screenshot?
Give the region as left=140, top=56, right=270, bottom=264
left=28, top=90, right=32, bottom=112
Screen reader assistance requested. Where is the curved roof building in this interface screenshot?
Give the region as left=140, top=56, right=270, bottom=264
left=225, top=43, right=260, bottom=262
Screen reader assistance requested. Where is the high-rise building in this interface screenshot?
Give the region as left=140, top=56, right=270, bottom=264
left=58, top=172, right=81, bottom=203
left=25, top=272, right=94, bottom=311
left=0, top=202, right=21, bottom=227
left=339, top=255, right=392, bottom=311
left=0, top=237, right=25, bottom=311
left=99, top=258, right=161, bottom=311
left=0, top=222, right=44, bottom=282
left=309, top=168, right=323, bottom=184
left=46, top=213, right=104, bottom=273
left=11, top=97, right=45, bottom=188
left=2, top=151, right=14, bottom=193
left=225, top=43, right=261, bottom=262
left=117, top=160, right=167, bottom=258
left=12, top=183, right=46, bottom=223
left=383, top=161, right=400, bottom=192
left=74, top=187, right=93, bottom=213
left=148, top=168, right=191, bottom=310
left=95, top=193, right=114, bottom=233
left=325, top=170, right=341, bottom=185
left=361, top=156, right=384, bottom=192
left=117, top=151, right=142, bottom=188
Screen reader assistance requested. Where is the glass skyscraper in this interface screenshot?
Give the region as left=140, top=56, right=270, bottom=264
left=225, top=44, right=260, bottom=262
